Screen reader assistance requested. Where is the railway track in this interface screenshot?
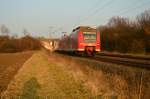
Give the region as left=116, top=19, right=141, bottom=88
left=53, top=50, right=150, bottom=70
left=91, top=53, right=150, bottom=70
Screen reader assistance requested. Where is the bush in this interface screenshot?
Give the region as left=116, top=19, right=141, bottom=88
left=20, top=36, right=42, bottom=51
left=0, top=35, right=42, bottom=53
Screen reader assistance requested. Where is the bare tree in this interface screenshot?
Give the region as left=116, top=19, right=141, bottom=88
left=0, top=24, right=10, bottom=35
left=23, top=28, right=30, bottom=36
left=12, top=33, right=18, bottom=38
left=137, top=10, right=150, bottom=53
left=107, top=16, right=129, bottom=28
left=99, top=16, right=146, bottom=53
left=137, top=10, right=150, bottom=35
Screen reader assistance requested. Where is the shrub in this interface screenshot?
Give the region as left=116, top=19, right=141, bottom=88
left=0, top=35, right=42, bottom=53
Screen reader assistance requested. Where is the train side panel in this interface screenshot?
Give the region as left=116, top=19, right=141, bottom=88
left=78, top=30, right=84, bottom=51
left=96, top=31, right=101, bottom=52
left=71, top=30, right=78, bottom=51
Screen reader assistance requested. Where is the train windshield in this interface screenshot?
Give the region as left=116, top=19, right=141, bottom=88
left=83, top=32, right=96, bottom=42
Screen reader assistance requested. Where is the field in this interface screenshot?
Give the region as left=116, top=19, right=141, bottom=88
left=0, top=51, right=33, bottom=94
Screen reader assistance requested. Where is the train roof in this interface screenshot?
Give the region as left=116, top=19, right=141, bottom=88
left=72, top=26, right=96, bottom=32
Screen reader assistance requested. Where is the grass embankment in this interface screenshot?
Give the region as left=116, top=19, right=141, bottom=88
left=0, top=51, right=33, bottom=94
left=51, top=52, right=150, bottom=99
left=2, top=51, right=92, bottom=99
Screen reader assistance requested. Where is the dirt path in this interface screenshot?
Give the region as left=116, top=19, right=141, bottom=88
left=1, top=51, right=91, bottom=99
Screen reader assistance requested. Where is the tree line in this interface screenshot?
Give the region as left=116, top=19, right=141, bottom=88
left=98, top=10, right=150, bottom=54
left=0, top=26, right=41, bottom=53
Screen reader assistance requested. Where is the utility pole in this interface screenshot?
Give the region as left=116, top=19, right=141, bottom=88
left=49, top=26, right=54, bottom=39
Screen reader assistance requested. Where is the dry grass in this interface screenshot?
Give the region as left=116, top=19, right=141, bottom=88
left=1, top=50, right=149, bottom=99
left=75, top=58, right=150, bottom=99
left=2, top=51, right=92, bottom=99
left=51, top=52, right=150, bottom=99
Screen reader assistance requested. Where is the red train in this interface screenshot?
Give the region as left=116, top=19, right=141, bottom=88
left=57, top=26, right=101, bottom=56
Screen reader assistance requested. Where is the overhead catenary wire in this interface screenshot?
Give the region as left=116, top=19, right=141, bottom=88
left=75, top=0, right=115, bottom=26
left=90, top=0, right=150, bottom=27
left=73, top=0, right=150, bottom=30
left=74, top=0, right=101, bottom=26
left=117, top=0, right=150, bottom=15
left=102, top=0, right=150, bottom=22
left=86, top=0, right=101, bottom=13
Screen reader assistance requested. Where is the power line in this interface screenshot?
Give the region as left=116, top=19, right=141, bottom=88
left=87, top=0, right=101, bottom=13
left=87, top=0, right=115, bottom=16
left=106, top=0, right=150, bottom=19
left=74, top=0, right=150, bottom=28
left=117, top=0, right=150, bottom=15
left=99, top=0, right=141, bottom=17
left=93, top=0, right=150, bottom=27
left=74, top=0, right=101, bottom=26
left=75, top=0, right=115, bottom=26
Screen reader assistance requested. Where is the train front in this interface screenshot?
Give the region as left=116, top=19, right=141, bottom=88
left=78, top=27, right=101, bottom=56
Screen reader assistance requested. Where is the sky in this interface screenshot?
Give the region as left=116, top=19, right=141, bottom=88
left=0, top=0, right=150, bottom=38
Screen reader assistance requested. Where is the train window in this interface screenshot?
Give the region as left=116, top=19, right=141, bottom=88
left=83, top=32, right=96, bottom=42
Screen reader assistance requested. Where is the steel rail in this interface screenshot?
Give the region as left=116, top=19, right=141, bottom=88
left=90, top=55, right=150, bottom=70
